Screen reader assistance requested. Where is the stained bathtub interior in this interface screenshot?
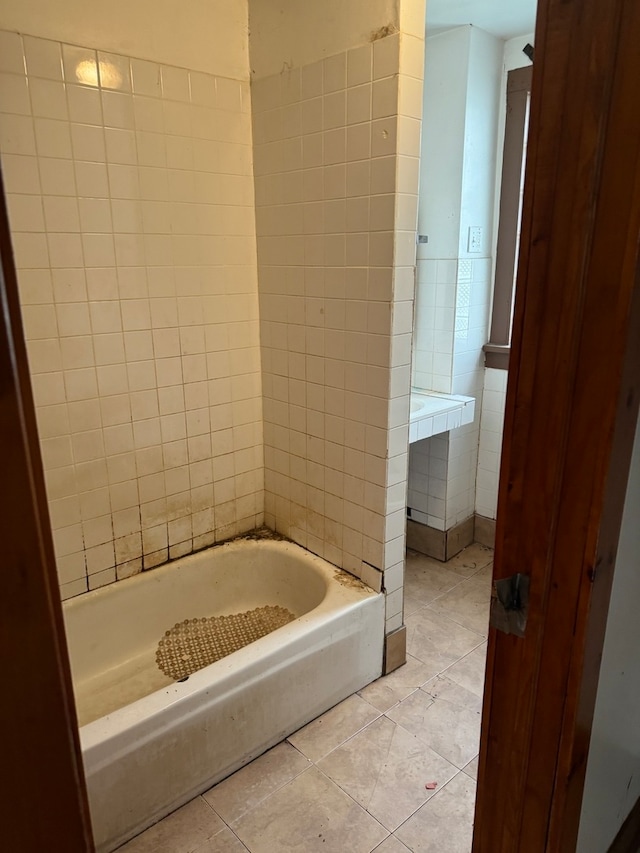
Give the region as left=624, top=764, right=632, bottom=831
left=63, top=532, right=361, bottom=726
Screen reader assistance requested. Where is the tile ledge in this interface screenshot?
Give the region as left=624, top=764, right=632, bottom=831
left=409, top=389, right=475, bottom=443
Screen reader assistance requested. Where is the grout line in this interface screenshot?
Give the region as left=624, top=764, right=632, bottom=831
left=364, top=718, right=396, bottom=814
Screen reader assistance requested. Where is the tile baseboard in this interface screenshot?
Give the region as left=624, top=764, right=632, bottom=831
left=406, top=515, right=474, bottom=561
left=474, top=514, right=496, bottom=548
left=406, top=514, right=495, bottom=560
left=383, top=625, right=406, bottom=674
left=406, top=518, right=447, bottom=560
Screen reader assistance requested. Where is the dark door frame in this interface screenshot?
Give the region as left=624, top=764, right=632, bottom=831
left=474, top=0, right=640, bottom=849
left=0, top=167, right=94, bottom=849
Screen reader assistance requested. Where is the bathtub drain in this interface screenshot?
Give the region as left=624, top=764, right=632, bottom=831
left=156, top=605, right=295, bottom=680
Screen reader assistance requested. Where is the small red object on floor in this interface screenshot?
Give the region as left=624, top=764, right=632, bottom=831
left=425, top=781, right=438, bottom=790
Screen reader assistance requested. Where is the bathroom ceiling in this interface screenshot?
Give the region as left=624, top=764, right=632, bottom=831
left=426, top=0, right=538, bottom=40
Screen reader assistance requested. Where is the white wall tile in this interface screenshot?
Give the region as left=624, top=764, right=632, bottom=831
left=475, top=367, right=507, bottom=519
left=253, top=35, right=416, bottom=628
left=0, top=29, right=263, bottom=595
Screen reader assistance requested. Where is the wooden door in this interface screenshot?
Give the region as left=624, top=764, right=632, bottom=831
left=473, top=0, right=640, bottom=849
left=0, top=168, right=94, bottom=849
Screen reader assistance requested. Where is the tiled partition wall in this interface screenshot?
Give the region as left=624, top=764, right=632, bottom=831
left=252, top=32, right=423, bottom=634
left=475, top=366, right=508, bottom=520
left=447, top=255, right=492, bottom=528
left=412, top=257, right=458, bottom=394
left=407, top=255, right=491, bottom=531
left=0, top=30, right=263, bottom=599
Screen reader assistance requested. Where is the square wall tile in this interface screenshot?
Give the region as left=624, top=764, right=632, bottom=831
left=0, top=29, right=264, bottom=597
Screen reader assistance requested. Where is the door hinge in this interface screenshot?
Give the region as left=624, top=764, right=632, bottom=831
left=490, top=573, right=530, bottom=638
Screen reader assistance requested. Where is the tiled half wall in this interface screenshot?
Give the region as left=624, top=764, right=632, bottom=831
left=0, top=30, right=263, bottom=598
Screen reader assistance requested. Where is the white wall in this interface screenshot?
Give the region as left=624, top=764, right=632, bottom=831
left=413, top=26, right=501, bottom=396
left=0, top=0, right=249, bottom=78
left=416, top=27, right=469, bottom=263
left=413, top=28, right=469, bottom=394
left=459, top=28, right=502, bottom=260
left=577, top=415, right=640, bottom=852
left=249, top=0, right=402, bottom=79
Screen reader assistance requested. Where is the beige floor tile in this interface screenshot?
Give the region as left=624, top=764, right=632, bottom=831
left=471, top=560, right=493, bottom=584
left=463, top=755, right=479, bottom=781
left=373, top=835, right=412, bottom=851
left=194, top=827, right=250, bottom=852
left=427, top=579, right=490, bottom=637
left=287, top=693, right=381, bottom=762
left=404, top=607, right=484, bottom=680
left=387, top=677, right=482, bottom=770
left=318, top=716, right=458, bottom=832
left=232, top=766, right=388, bottom=853
left=404, top=552, right=464, bottom=615
left=358, top=654, right=433, bottom=712
left=404, top=595, right=425, bottom=618
left=118, top=797, right=225, bottom=853
left=443, top=544, right=493, bottom=578
left=442, top=644, right=487, bottom=698
left=203, top=742, right=311, bottom=825
left=396, top=772, right=476, bottom=853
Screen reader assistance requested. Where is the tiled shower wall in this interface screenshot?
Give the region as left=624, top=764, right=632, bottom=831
left=252, top=32, right=423, bottom=633
left=0, top=29, right=263, bottom=599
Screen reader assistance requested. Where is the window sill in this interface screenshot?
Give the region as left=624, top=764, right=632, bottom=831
left=483, top=344, right=510, bottom=370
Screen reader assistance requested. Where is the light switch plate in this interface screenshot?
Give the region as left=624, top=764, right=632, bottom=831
left=468, top=226, right=482, bottom=253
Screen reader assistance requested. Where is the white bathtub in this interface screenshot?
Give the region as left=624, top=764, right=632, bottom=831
left=63, top=537, right=385, bottom=852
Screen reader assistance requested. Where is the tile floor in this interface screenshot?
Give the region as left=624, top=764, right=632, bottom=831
left=118, top=543, right=493, bottom=853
